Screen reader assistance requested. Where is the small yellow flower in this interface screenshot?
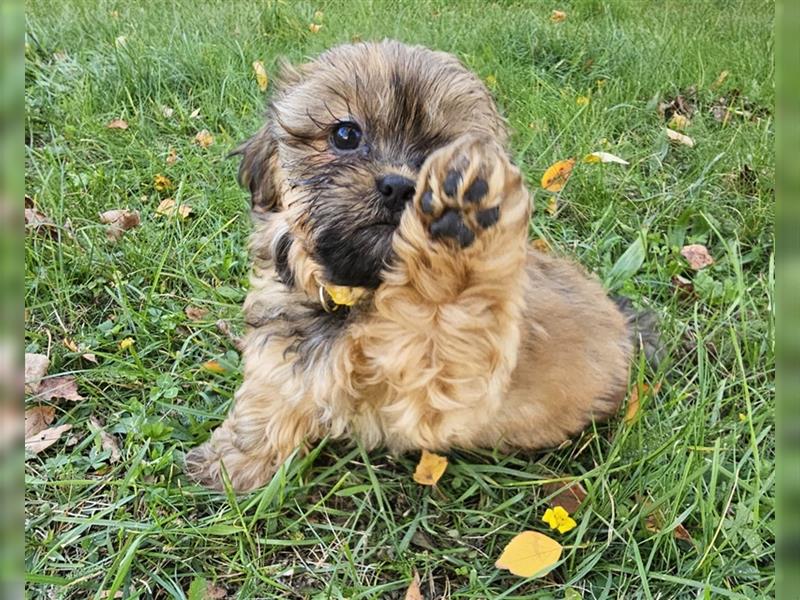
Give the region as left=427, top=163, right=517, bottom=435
left=576, top=95, right=590, bottom=106
left=542, top=506, right=577, bottom=534
left=485, top=74, right=497, bottom=88
left=739, top=413, right=747, bottom=422
left=119, top=337, right=135, bottom=351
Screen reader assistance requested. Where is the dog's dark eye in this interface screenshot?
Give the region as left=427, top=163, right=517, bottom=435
left=331, top=122, right=362, bottom=151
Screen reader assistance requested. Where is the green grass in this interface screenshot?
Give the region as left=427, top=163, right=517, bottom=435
left=24, top=0, right=775, bottom=598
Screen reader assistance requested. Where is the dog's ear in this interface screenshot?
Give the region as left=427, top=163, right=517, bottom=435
left=235, top=126, right=280, bottom=217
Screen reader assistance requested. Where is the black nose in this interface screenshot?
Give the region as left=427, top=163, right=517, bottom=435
left=376, top=174, right=415, bottom=210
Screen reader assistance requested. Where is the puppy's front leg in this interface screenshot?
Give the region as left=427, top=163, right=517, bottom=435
left=367, top=135, right=531, bottom=448
left=185, top=374, right=320, bottom=492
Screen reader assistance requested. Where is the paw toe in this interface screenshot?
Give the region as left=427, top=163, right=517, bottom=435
left=443, top=170, right=462, bottom=197
left=420, top=190, right=435, bottom=214
left=476, top=206, right=500, bottom=229
left=464, top=178, right=489, bottom=204
left=430, top=209, right=475, bottom=247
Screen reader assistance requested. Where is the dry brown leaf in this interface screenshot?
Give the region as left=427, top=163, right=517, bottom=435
left=252, top=60, right=269, bottom=92
left=658, top=92, right=696, bottom=120
left=206, top=583, right=228, bottom=599
left=107, top=118, right=129, bottom=130
left=25, top=353, right=50, bottom=394
left=550, top=10, right=567, bottom=22
left=541, top=159, right=575, bottom=192
left=216, top=319, right=244, bottom=352
left=413, top=450, right=448, bottom=486
left=89, top=416, right=121, bottom=463
left=195, top=129, right=214, bottom=148
left=185, top=306, right=209, bottom=321
left=156, top=198, right=192, bottom=219
left=665, top=128, right=695, bottom=147
left=63, top=338, right=79, bottom=353
left=673, top=522, right=693, bottom=542
left=37, top=376, right=85, bottom=402
left=25, top=423, right=72, bottom=455
left=82, top=353, right=98, bottom=364
left=542, top=480, right=588, bottom=514
left=166, top=146, right=178, bottom=166
left=99, top=209, right=140, bottom=241
left=25, top=406, right=55, bottom=438
left=672, top=274, right=694, bottom=296
left=25, top=204, right=59, bottom=237
left=680, top=244, right=714, bottom=270
left=403, top=572, right=423, bottom=600
left=495, top=531, right=563, bottom=578
left=531, top=238, right=551, bottom=253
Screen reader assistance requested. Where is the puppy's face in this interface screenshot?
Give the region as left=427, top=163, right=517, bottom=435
left=239, top=41, right=507, bottom=289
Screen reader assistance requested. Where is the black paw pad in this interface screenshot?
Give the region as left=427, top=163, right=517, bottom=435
left=464, top=178, right=489, bottom=204
left=476, top=206, right=500, bottom=229
left=420, top=191, right=434, bottom=214
left=430, top=209, right=475, bottom=247
left=443, top=170, right=462, bottom=197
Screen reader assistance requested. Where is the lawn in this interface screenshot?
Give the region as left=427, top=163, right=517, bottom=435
left=24, top=0, right=775, bottom=598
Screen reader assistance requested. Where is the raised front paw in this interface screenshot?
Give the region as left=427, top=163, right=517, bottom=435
left=415, top=135, right=528, bottom=248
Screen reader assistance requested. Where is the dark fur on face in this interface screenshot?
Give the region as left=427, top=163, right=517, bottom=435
left=237, top=40, right=507, bottom=289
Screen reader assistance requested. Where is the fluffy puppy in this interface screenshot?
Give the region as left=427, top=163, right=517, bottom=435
left=186, top=40, right=635, bottom=492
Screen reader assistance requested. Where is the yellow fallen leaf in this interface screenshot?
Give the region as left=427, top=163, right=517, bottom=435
left=542, top=506, right=577, bottom=534
left=583, top=151, right=629, bottom=165
left=495, top=531, right=563, bottom=578
left=252, top=60, right=269, bottom=92
left=546, top=196, right=558, bottom=216
left=710, top=70, right=729, bottom=91
left=324, top=285, right=365, bottom=307
left=154, top=174, right=173, bottom=192
left=665, top=128, right=694, bottom=147
left=531, top=238, right=551, bottom=253
left=106, top=118, right=128, bottom=130
left=119, top=338, right=134, bottom=351
left=413, top=449, right=448, bottom=486
left=540, top=158, right=575, bottom=192
left=156, top=198, right=192, bottom=219
left=202, top=360, right=226, bottom=374
left=63, top=338, right=79, bottom=353
left=309, top=23, right=322, bottom=33
left=195, top=129, right=214, bottom=148
left=668, top=114, right=690, bottom=130
left=550, top=9, right=567, bottom=22
left=624, top=382, right=661, bottom=424
left=576, top=95, right=590, bottom=106
left=485, top=74, right=497, bottom=87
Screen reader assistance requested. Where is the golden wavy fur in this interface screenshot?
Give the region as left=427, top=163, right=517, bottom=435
left=185, top=40, right=634, bottom=492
